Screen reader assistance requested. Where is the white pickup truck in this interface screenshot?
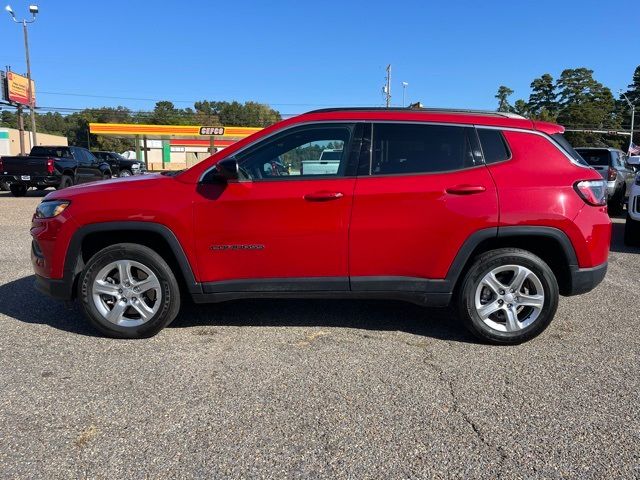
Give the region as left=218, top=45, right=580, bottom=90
left=300, top=149, right=342, bottom=175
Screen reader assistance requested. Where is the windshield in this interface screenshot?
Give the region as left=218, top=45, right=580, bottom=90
left=575, top=149, right=610, bottom=166
left=551, top=134, right=588, bottom=166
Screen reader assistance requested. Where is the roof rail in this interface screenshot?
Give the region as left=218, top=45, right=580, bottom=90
left=306, top=106, right=526, bottom=120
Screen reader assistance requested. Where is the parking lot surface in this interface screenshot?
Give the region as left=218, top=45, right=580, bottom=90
left=0, top=191, right=639, bottom=479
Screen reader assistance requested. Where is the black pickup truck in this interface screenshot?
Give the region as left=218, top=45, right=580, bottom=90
left=92, top=151, right=146, bottom=177
left=0, top=146, right=112, bottom=197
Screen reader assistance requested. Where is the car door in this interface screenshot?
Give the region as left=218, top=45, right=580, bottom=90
left=83, top=149, right=104, bottom=181
left=193, top=123, right=361, bottom=292
left=70, top=147, right=91, bottom=183
left=349, top=122, right=499, bottom=290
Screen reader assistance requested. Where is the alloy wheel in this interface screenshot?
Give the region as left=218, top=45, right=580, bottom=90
left=91, top=260, right=162, bottom=327
left=474, top=264, right=545, bottom=333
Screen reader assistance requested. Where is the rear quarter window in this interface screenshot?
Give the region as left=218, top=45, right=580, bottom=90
left=477, top=129, right=511, bottom=164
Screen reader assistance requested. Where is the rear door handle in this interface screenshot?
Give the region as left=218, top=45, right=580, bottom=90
left=445, top=184, right=486, bottom=195
left=304, top=191, right=344, bottom=202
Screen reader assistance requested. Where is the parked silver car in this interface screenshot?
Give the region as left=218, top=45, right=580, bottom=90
left=575, top=147, right=636, bottom=214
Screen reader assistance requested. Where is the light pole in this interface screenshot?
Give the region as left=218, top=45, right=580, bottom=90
left=402, top=82, right=408, bottom=107
left=620, top=90, right=636, bottom=153
left=5, top=4, right=38, bottom=148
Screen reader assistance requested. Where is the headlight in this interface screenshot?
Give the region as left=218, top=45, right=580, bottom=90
left=132, top=163, right=140, bottom=169
left=35, top=200, right=70, bottom=218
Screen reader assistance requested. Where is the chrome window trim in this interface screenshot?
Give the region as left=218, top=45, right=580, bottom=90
left=199, top=120, right=591, bottom=182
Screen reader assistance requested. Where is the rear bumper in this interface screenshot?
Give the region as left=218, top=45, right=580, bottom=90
left=566, top=262, right=607, bottom=296
left=0, top=174, right=60, bottom=186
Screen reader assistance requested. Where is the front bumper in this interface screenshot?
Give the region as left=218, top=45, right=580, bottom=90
left=34, top=274, right=74, bottom=300
left=628, top=187, right=640, bottom=221
left=566, top=262, right=607, bottom=296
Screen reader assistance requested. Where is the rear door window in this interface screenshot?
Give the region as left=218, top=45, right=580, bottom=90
left=370, top=123, right=482, bottom=175
left=30, top=146, right=72, bottom=158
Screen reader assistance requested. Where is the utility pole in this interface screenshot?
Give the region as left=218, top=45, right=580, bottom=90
left=16, top=104, right=25, bottom=155
left=22, top=18, right=37, bottom=147
left=621, top=91, right=636, bottom=153
left=5, top=4, right=39, bottom=148
left=402, top=81, right=408, bottom=107
left=384, top=64, right=392, bottom=108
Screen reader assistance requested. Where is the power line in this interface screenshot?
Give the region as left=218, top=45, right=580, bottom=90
left=36, top=90, right=345, bottom=108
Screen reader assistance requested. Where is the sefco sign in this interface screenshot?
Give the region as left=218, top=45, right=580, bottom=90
left=199, top=126, right=225, bottom=136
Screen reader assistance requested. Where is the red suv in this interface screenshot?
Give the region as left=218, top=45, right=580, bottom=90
left=30, top=108, right=611, bottom=343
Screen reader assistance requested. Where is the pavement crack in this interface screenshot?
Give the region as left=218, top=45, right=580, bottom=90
left=424, top=358, right=510, bottom=471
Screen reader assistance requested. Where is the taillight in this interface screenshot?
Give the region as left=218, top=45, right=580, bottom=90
left=46, top=158, right=54, bottom=175
left=607, top=167, right=617, bottom=181
left=0, top=157, right=4, bottom=172
left=575, top=180, right=607, bottom=206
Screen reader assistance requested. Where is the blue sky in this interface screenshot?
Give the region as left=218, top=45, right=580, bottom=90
left=1, top=0, right=638, bottom=116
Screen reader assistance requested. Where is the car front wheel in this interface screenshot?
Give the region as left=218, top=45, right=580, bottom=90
left=457, top=248, right=559, bottom=344
left=78, top=243, right=181, bottom=338
left=119, top=169, right=132, bottom=177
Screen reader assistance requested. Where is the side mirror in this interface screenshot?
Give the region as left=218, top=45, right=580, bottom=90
left=205, top=157, right=239, bottom=183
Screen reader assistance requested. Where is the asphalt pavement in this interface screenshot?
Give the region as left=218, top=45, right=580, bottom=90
left=0, top=190, right=638, bottom=479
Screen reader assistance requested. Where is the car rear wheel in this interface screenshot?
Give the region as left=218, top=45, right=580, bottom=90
left=57, top=175, right=73, bottom=190
left=624, top=213, right=640, bottom=246
left=9, top=184, right=27, bottom=197
left=457, top=248, right=559, bottom=344
left=78, top=243, right=181, bottom=338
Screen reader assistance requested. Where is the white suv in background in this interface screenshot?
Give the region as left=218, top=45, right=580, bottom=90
left=625, top=156, right=640, bottom=246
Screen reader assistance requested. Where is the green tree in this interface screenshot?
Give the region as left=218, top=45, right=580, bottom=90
left=556, top=68, right=619, bottom=147
left=495, top=85, right=514, bottom=112
left=528, top=73, right=557, bottom=120
left=513, top=99, right=530, bottom=116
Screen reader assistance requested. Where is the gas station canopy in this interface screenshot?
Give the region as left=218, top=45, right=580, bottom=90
left=89, top=123, right=263, bottom=170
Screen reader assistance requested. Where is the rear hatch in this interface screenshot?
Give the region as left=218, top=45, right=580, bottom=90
left=575, top=149, right=610, bottom=179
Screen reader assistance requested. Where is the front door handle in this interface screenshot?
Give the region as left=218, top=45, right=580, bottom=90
left=304, top=191, right=344, bottom=202
left=445, top=184, right=486, bottom=195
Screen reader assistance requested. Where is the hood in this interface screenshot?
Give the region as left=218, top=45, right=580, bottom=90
left=44, top=173, right=165, bottom=201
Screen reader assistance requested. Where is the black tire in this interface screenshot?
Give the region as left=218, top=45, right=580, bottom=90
left=9, top=184, right=27, bottom=197
left=457, top=248, right=559, bottom=345
left=624, top=213, right=640, bottom=247
left=608, top=187, right=624, bottom=216
left=57, top=175, right=73, bottom=190
left=0, top=180, right=9, bottom=191
left=119, top=169, right=132, bottom=177
left=78, top=243, right=181, bottom=339
left=102, top=171, right=112, bottom=180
